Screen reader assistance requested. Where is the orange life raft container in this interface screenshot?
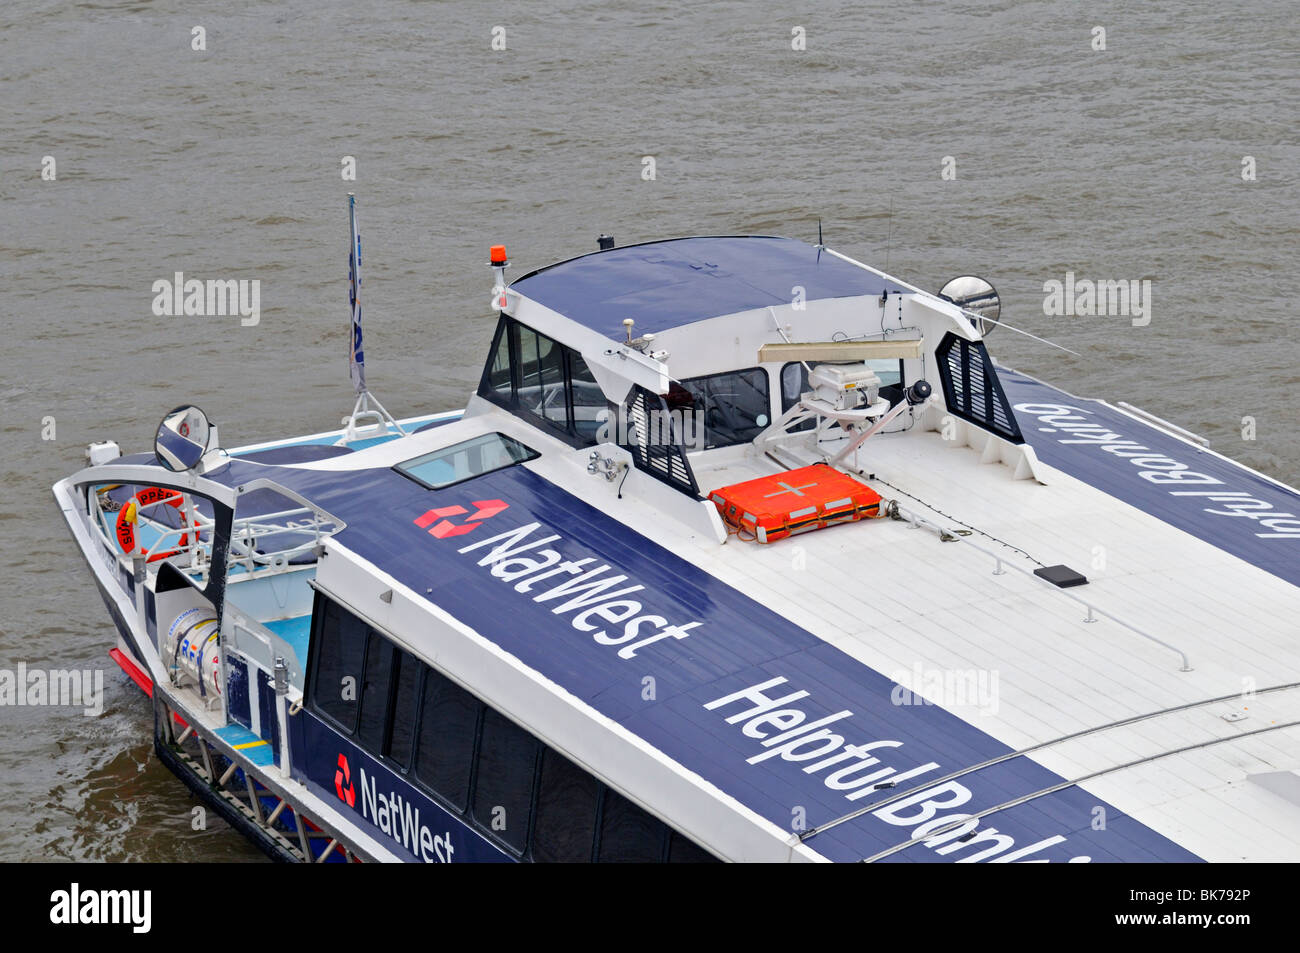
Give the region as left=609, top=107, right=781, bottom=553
left=708, top=463, right=883, bottom=543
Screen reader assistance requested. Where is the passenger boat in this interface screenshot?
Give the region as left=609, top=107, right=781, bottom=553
left=53, top=201, right=1300, bottom=862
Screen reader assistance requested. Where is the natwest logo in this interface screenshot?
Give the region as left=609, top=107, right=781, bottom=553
left=335, top=753, right=355, bottom=807
left=414, top=500, right=509, bottom=539
left=358, top=765, right=457, bottom=862
left=413, top=515, right=703, bottom=663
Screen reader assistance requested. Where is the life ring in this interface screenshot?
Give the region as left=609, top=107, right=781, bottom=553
left=114, top=487, right=197, bottom=562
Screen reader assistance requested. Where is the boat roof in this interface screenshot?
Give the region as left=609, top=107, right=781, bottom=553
left=508, top=236, right=909, bottom=338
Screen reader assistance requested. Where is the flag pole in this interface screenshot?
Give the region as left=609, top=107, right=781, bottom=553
left=339, top=193, right=406, bottom=444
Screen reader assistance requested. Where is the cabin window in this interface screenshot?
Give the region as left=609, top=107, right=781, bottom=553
left=395, top=432, right=538, bottom=490
left=779, top=362, right=804, bottom=409
left=307, top=593, right=721, bottom=861
left=517, top=324, right=568, bottom=427
left=569, top=351, right=607, bottom=442
left=778, top=363, right=816, bottom=432
left=472, top=708, right=540, bottom=853
left=387, top=649, right=422, bottom=769
left=597, top=788, right=669, bottom=862
left=477, top=315, right=605, bottom=448
left=673, top=367, right=770, bottom=449
left=414, top=667, right=481, bottom=811
left=357, top=633, right=395, bottom=753
left=873, top=359, right=903, bottom=388
left=531, top=748, right=601, bottom=862
left=781, top=359, right=905, bottom=415
left=485, top=322, right=512, bottom=403
left=668, top=830, right=720, bottom=863
left=309, top=596, right=368, bottom=733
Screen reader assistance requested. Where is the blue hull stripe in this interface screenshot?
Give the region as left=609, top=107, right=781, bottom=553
left=1001, top=369, right=1300, bottom=589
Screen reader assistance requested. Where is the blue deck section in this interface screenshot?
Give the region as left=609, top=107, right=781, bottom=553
left=510, top=237, right=908, bottom=338
left=215, top=723, right=276, bottom=766
left=200, top=452, right=1202, bottom=864
left=264, top=616, right=312, bottom=672
left=1000, top=368, right=1300, bottom=589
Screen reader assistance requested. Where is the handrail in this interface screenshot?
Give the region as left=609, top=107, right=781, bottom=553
left=226, top=503, right=338, bottom=573
left=231, top=505, right=324, bottom=526
left=893, top=504, right=1193, bottom=672
left=860, top=716, right=1300, bottom=862
left=132, top=503, right=329, bottom=579
left=798, top=679, right=1300, bottom=843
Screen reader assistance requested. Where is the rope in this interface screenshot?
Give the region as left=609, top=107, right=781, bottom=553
left=874, top=477, right=1047, bottom=568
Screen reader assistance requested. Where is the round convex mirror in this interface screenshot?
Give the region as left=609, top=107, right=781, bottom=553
left=938, top=275, right=1001, bottom=337
left=154, top=405, right=212, bottom=472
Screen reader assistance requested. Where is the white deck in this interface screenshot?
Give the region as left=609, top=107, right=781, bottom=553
left=523, top=417, right=1300, bottom=862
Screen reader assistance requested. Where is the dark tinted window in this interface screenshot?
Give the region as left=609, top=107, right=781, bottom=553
left=414, top=668, right=481, bottom=810
left=781, top=360, right=902, bottom=407
left=532, top=749, right=600, bottom=862
left=780, top=361, right=807, bottom=409
left=387, top=650, right=422, bottom=769
left=781, top=360, right=904, bottom=421
left=872, top=359, right=903, bottom=388
left=357, top=633, right=394, bottom=753
left=310, top=596, right=367, bottom=732
left=311, top=596, right=721, bottom=863
left=485, top=322, right=512, bottom=402
left=779, top=363, right=816, bottom=433
left=568, top=351, right=606, bottom=442
left=667, top=831, right=720, bottom=863
left=597, top=789, right=667, bottom=862
left=473, top=708, right=540, bottom=853
left=676, top=367, right=771, bottom=448
left=516, top=325, right=567, bottom=427
left=477, top=316, right=599, bottom=447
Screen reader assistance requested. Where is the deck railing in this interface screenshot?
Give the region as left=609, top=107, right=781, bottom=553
left=893, top=505, right=1193, bottom=672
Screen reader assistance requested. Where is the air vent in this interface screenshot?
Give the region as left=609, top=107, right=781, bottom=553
left=621, top=386, right=700, bottom=498
left=935, top=332, right=1025, bottom=443
left=1034, top=564, right=1088, bottom=588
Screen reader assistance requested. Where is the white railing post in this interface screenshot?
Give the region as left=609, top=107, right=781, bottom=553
left=893, top=507, right=1192, bottom=672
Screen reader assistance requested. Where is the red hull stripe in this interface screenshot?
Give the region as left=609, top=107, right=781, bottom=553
left=110, top=647, right=188, bottom=729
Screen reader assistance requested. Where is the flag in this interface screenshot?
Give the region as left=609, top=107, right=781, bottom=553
left=348, top=194, right=366, bottom=394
